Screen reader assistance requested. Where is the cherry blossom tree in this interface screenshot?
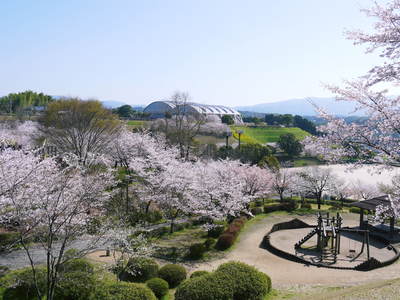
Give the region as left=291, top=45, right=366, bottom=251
left=305, top=0, right=400, bottom=217
left=0, top=120, right=39, bottom=149
left=271, top=169, right=294, bottom=202
left=296, top=167, right=336, bottom=210
left=0, top=149, right=115, bottom=300
left=306, top=1, right=400, bottom=168
left=349, top=180, right=381, bottom=200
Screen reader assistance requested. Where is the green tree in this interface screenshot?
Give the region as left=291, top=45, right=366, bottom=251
left=234, top=143, right=272, bottom=164
left=221, top=115, right=234, bottom=125
left=113, top=105, right=135, bottom=119
left=280, top=114, right=293, bottom=127
left=40, top=98, right=121, bottom=165
left=277, top=133, right=303, bottom=156
left=293, top=115, right=317, bottom=135
left=0, top=91, right=53, bottom=114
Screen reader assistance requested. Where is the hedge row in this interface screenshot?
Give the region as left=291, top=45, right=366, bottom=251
left=215, top=217, right=247, bottom=250
left=263, top=200, right=297, bottom=213
left=175, top=261, right=271, bottom=300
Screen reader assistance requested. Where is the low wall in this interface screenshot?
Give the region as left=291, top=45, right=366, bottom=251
left=262, top=219, right=400, bottom=271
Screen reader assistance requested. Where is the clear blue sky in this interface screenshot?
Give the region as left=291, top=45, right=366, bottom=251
left=0, top=0, right=383, bottom=106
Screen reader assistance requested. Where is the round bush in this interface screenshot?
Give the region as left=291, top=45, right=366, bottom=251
left=251, top=207, right=263, bottom=215
left=175, top=272, right=234, bottom=300
left=207, top=225, right=225, bottom=238
left=59, top=258, right=94, bottom=274
left=54, top=271, right=96, bottom=300
left=215, top=233, right=236, bottom=250
left=158, top=264, right=186, bottom=288
left=146, top=278, right=169, bottom=299
left=188, top=243, right=206, bottom=260
left=190, top=270, right=210, bottom=278
left=120, top=257, right=159, bottom=283
left=204, top=238, right=215, bottom=250
left=2, top=267, right=47, bottom=300
left=92, top=281, right=157, bottom=300
left=216, top=261, right=271, bottom=299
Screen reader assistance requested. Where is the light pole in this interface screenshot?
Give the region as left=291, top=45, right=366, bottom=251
left=237, top=130, right=243, bottom=149
left=225, top=129, right=232, bottom=148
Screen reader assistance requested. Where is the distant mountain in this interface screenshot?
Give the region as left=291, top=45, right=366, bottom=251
left=235, top=97, right=362, bottom=116
left=101, top=100, right=128, bottom=109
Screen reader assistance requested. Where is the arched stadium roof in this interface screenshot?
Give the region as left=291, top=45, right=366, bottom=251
left=144, top=101, right=241, bottom=116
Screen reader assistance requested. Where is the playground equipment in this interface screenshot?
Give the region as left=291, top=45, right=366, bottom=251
left=294, top=212, right=371, bottom=264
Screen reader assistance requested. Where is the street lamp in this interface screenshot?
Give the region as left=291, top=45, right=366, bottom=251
left=225, top=129, right=232, bottom=148
left=237, top=130, right=243, bottom=149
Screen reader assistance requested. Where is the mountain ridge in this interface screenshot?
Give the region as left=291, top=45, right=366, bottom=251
left=235, top=97, right=362, bottom=116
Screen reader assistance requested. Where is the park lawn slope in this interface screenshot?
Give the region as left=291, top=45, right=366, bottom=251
left=230, top=126, right=310, bottom=144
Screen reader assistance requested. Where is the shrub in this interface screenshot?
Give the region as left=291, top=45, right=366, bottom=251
left=0, top=232, right=19, bottom=251
left=216, top=261, right=271, bottom=299
left=204, top=238, right=215, bottom=250
left=145, top=278, right=169, bottom=299
left=119, top=257, right=159, bottom=283
left=175, top=272, right=235, bottom=300
left=190, top=270, right=210, bottom=278
left=300, top=203, right=312, bottom=209
left=188, top=243, right=206, bottom=260
left=1, top=267, right=47, bottom=300
left=208, top=225, right=225, bottom=238
left=59, top=258, right=94, bottom=274
left=255, top=199, right=264, bottom=207
left=264, top=201, right=297, bottom=213
left=251, top=207, right=263, bottom=215
left=350, top=207, right=361, bottom=214
left=215, top=233, right=236, bottom=250
left=0, top=265, right=9, bottom=278
left=158, top=264, right=187, bottom=288
left=92, top=281, right=157, bottom=300
left=54, top=271, right=96, bottom=300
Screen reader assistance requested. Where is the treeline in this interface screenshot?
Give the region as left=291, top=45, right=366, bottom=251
left=242, top=113, right=317, bottom=135
left=0, top=91, right=54, bottom=113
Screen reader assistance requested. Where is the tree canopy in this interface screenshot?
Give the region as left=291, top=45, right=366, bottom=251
left=0, top=91, right=53, bottom=114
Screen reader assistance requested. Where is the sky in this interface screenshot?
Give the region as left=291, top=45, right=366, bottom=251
left=0, top=0, right=387, bottom=107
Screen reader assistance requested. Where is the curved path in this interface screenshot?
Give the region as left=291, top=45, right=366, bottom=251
left=190, top=214, right=400, bottom=288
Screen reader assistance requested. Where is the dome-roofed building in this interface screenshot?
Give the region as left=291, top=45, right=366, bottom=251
left=143, top=101, right=242, bottom=123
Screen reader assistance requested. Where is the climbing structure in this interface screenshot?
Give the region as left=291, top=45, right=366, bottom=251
left=295, top=212, right=343, bottom=264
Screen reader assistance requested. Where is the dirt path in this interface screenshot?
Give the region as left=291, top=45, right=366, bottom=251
left=190, top=214, right=400, bottom=288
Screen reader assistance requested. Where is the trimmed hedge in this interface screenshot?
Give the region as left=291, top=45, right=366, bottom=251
left=216, top=218, right=247, bottom=250
left=145, top=278, right=169, bottom=299
left=54, top=271, right=96, bottom=300
left=59, top=258, right=94, bottom=274
left=175, top=272, right=235, bottom=300
left=251, top=207, right=263, bottom=215
left=158, top=264, right=186, bottom=288
left=175, top=261, right=271, bottom=300
left=92, top=281, right=157, bottom=300
left=190, top=270, right=210, bottom=278
left=263, top=200, right=297, bottom=213
left=216, top=261, right=271, bottom=299
left=207, top=225, right=225, bottom=238
left=188, top=243, right=206, bottom=260
left=119, top=258, right=159, bottom=283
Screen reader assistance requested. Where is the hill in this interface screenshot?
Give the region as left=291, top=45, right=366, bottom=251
left=235, top=97, right=362, bottom=116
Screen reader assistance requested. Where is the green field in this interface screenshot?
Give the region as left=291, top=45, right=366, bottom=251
left=126, top=120, right=149, bottom=129
left=230, top=126, right=310, bottom=144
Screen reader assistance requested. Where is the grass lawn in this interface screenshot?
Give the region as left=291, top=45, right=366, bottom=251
left=230, top=126, right=310, bottom=144
left=293, top=157, right=323, bottom=167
